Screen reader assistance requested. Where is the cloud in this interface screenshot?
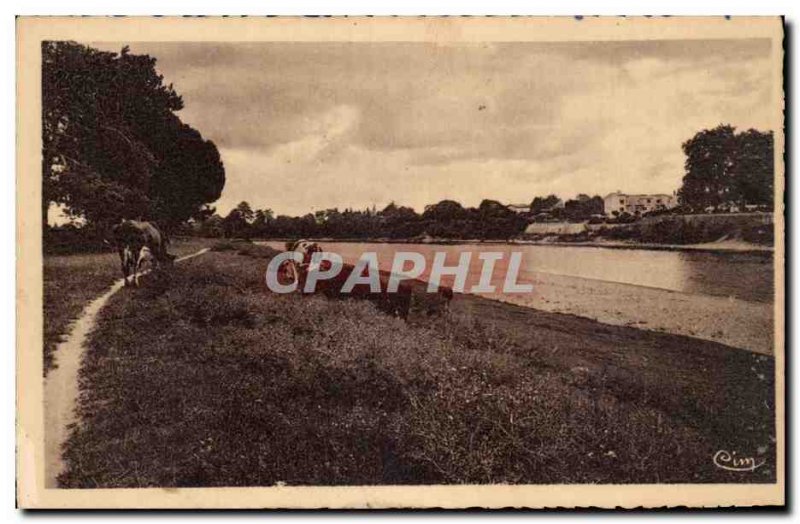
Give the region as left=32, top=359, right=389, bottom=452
left=91, top=39, right=776, bottom=215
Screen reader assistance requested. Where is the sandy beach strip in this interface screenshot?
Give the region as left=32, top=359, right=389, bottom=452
left=485, top=272, right=774, bottom=355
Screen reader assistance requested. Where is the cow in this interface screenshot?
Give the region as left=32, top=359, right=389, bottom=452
left=111, top=219, right=174, bottom=287
left=277, top=240, right=412, bottom=318
left=279, top=239, right=326, bottom=290
left=288, top=239, right=323, bottom=271
left=134, top=246, right=154, bottom=287
left=314, top=263, right=414, bottom=319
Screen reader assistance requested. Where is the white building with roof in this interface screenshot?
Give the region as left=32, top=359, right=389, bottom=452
left=603, top=192, right=677, bottom=217
left=506, top=203, right=530, bottom=214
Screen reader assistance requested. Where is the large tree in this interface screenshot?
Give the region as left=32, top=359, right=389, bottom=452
left=251, top=208, right=274, bottom=236
left=222, top=206, right=249, bottom=239
left=530, top=194, right=561, bottom=214
left=42, top=41, right=225, bottom=231
left=422, top=200, right=467, bottom=222
left=477, top=199, right=527, bottom=238
left=733, top=128, right=775, bottom=207
left=234, top=201, right=255, bottom=223
left=564, top=194, right=604, bottom=221
left=678, top=124, right=773, bottom=210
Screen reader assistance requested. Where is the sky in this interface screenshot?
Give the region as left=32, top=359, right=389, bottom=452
left=94, top=39, right=775, bottom=216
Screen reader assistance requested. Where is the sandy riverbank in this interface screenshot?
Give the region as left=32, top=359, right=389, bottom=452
left=484, top=272, right=774, bottom=355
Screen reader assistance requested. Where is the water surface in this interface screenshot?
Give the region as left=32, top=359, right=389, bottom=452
left=265, top=241, right=774, bottom=304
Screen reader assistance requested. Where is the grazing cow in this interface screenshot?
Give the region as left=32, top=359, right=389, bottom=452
left=279, top=240, right=412, bottom=319
left=279, top=240, right=455, bottom=320
left=111, top=219, right=174, bottom=286
left=315, top=263, right=414, bottom=319
left=282, top=239, right=327, bottom=290
left=288, top=240, right=323, bottom=270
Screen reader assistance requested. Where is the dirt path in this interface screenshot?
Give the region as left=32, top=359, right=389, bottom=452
left=43, top=248, right=210, bottom=488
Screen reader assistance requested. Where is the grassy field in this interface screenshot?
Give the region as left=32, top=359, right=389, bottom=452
left=43, top=238, right=211, bottom=374
left=56, top=243, right=776, bottom=487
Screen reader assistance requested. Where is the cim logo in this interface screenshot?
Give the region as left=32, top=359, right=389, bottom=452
left=713, top=450, right=766, bottom=472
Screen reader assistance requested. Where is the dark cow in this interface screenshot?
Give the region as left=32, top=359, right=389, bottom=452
left=279, top=240, right=453, bottom=320
left=315, top=264, right=414, bottom=319
left=278, top=240, right=409, bottom=318
left=111, top=219, right=174, bottom=286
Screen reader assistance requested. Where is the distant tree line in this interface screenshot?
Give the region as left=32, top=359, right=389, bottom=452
left=195, top=192, right=614, bottom=240
left=194, top=199, right=530, bottom=240
left=529, top=193, right=604, bottom=222
left=43, top=42, right=225, bottom=237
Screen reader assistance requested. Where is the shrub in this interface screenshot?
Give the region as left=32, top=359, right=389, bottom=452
left=210, top=240, right=238, bottom=252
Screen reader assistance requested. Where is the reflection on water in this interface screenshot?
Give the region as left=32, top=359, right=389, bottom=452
left=265, top=241, right=774, bottom=304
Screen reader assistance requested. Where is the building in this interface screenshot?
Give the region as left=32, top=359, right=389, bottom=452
left=506, top=203, right=531, bottom=214
left=603, top=192, right=677, bottom=217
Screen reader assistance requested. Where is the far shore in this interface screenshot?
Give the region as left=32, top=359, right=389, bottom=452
left=248, top=236, right=773, bottom=254
left=230, top=211, right=774, bottom=255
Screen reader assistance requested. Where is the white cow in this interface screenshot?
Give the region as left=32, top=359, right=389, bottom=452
left=277, top=239, right=324, bottom=289
left=134, top=246, right=155, bottom=287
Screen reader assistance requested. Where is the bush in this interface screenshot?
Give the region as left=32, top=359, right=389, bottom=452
left=210, top=240, right=238, bottom=252
left=741, top=224, right=774, bottom=245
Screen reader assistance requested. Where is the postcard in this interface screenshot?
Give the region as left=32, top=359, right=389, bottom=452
left=16, top=15, right=785, bottom=509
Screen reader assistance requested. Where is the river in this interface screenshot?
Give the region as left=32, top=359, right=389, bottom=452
left=265, top=241, right=773, bottom=303
left=262, top=241, right=775, bottom=353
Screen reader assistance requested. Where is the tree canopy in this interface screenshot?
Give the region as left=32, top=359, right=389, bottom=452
left=678, top=124, right=773, bottom=210
left=530, top=194, right=561, bottom=214
left=42, top=41, right=225, bottom=231
left=564, top=195, right=603, bottom=220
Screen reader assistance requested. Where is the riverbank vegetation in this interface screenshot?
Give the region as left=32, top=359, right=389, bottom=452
left=596, top=213, right=774, bottom=245
left=58, top=246, right=775, bottom=487
left=520, top=212, right=775, bottom=247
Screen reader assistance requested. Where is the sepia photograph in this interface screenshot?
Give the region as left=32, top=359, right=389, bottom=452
left=16, top=16, right=784, bottom=509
